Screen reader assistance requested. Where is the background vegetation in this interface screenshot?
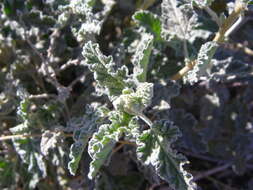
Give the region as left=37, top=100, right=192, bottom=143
left=0, top=0, right=253, bottom=189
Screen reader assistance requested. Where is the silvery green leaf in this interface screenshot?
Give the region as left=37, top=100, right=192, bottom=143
left=161, top=0, right=212, bottom=46
left=136, top=120, right=196, bottom=190
left=40, top=130, right=63, bottom=156
left=17, top=99, right=30, bottom=121
left=10, top=122, right=47, bottom=183
left=112, top=82, right=153, bottom=116
left=68, top=132, right=90, bottom=175
left=132, top=33, right=154, bottom=82
left=68, top=104, right=104, bottom=175
left=68, top=0, right=115, bottom=40
left=133, top=10, right=162, bottom=41
left=82, top=41, right=131, bottom=99
left=161, top=0, right=195, bottom=41
left=192, top=0, right=215, bottom=7
left=88, top=111, right=132, bottom=179
left=184, top=41, right=218, bottom=84
left=69, top=0, right=95, bottom=15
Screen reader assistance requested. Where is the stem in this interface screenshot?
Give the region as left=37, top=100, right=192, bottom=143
left=235, top=42, right=253, bottom=56
left=213, top=3, right=245, bottom=42
left=112, top=143, right=125, bottom=153
left=224, top=16, right=245, bottom=38
left=193, top=163, right=232, bottom=181
left=28, top=93, right=57, bottom=100
left=171, top=60, right=195, bottom=81
left=138, top=113, right=153, bottom=127
left=170, top=2, right=246, bottom=81
left=140, top=0, right=157, bottom=10
left=0, top=133, right=73, bottom=141
left=118, top=140, right=136, bottom=146
left=203, top=6, right=221, bottom=26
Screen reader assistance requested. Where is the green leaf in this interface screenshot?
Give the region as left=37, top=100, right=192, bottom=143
left=112, top=82, right=153, bottom=116
left=88, top=111, right=132, bottom=179
left=68, top=104, right=105, bottom=175
left=133, top=10, right=162, bottom=41
left=17, top=99, right=30, bottom=121
left=10, top=122, right=47, bottom=184
left=68, top=127, right=91, bottom=175
left=192, top=0, right=215, bottom=7
left=68, top=0, right=115, bottom=40
left=82, top=41, right=131, bottom=99
left=161, top=0, right=194, bottom=41
left=136, top=120, right=196, bottom=190
left=161, top=0, right=212, bottom=47
left=40, top=130, right=63, bottom=156
left=169, top=109, right=207, bottom=153
left=132, top=33, right=154, bottom=82
left=0, top=158, right=14, bottom=188
left=185, top=41, right=218, bottom=84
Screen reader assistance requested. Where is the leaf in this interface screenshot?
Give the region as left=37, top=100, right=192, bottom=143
left=82, top=41, right=132, bottom=99
left=10, top=122, right=47, bottom=183
left=161, top=0, right=212, bottom=49
left=133, top=10, right=162, bottom=41
left=68, top=0, right=115, bottom=39
left=192, top=0, right=215, bottom=7
left=112, top=82, right=153, bottom=116
left=132, top=33, right=154, bottom=82
left=17, top=99, right=30, bottom=121
left=40, top=130, right=63, bottom=156
left=88, top=111, right=132, bottom=179
left=68, top=104, right=105, bottom=175
left=211, top=57, right=253, bottom=83
left=184, top=41, right=218, bottom=84
left=152, top=80, right=181, bottom=109
left=161, top=0, right=205, bottom=43
left=169, top=109, right=207, bottom=153
left=136, top=120, right=196, bottom=190
left=0, top=158, right=14, bottom=188
left=68, top=134, right=90, bottom=175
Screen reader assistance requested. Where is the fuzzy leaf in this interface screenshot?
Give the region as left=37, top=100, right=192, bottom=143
left=133, top=10, right=162, bottom=41
left=82, top=41, right=131, bottom=99
left=10, top=122, right=47, bottom=181
left=68, top=104, right=104, bottom=175
left=132, top=33, right=154, bottom=82
left=169, top=109, right=207, bottom=153
left=185, top=41, right=218, bottom=84
left=192, top=0, right=215, bottom=7
left=113, top=82, right=153, bottom=115
left=40, top=130, right=63, bottom=156
left=161, top=0, right=205, bottom=43
left=136, top=120, right=196, bottom=190
left=88, top=111, right=132, bottom=179
left=161, top=0, right=212, bottom=50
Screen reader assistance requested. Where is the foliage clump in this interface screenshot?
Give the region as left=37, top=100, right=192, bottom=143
left=1, top=0, right=253, bottom=189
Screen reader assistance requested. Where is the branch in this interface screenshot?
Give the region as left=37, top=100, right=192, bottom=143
left=171, top=2, right=246, bottom=81
left=235, top=42, right=253, bottom=56
left=0, top=133, right=72, bottom=141
left=193, top=163, right=232, bottom=181
left=139, top=0, right=157, bottom=10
